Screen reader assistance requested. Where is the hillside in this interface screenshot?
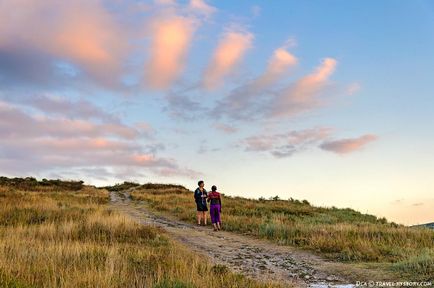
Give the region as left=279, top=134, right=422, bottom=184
left=114, top=181, right=434, bottom=281
left=0, top=177, right=432, bottom=287
left=0, top=177, right=282, bottom=288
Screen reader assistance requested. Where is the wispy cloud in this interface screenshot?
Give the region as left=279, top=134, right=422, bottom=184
left=256, top=47, right=298, bottom=88
left=213, top=45, right=297, bottom=120
left=0, top=101, right=137, bottom=139
left=0, top=0, right=128, bottom=87
left=271, top=57, right=337, bottom=117
left=320, top=134, right=378, bottom=154
left=346, top=82, right=361, bottom=95
left=242, top=127, right=332, bottom=158
left=203, top=29, right=254, bottom=89
left=189, top=0, right=217, bottom=17
left=162, top=92, right=204, bottom=121
left=9, top=94, right=119, bottom=122
left=213, top=123, right=238, bottom=134
left=145, top=15, right=198, bottom=89
left=0, top=99, right=199, bottom=178
left=242, top=128, right=378, bottom=157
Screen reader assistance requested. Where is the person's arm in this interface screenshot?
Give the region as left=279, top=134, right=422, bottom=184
left=194, top=190, right=200, bottom=202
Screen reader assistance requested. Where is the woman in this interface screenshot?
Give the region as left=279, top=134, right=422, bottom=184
left=207, top=185, right=222, bottom=231
left=194, top=180, right=208, bottom=225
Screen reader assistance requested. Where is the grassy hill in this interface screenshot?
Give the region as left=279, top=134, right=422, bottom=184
left=0, top=177, right=281, bottom=288
left=0, top=177, right=432, bottom=286
left=124, top=182, right=434, bottom=281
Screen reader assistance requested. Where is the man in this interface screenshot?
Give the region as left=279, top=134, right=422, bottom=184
left=194, top=180, right=208, bottom=225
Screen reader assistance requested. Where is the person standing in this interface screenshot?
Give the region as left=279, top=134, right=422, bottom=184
left=194, top=180, right=208, bottom=225
left=207, top=185, right=222, bottom=231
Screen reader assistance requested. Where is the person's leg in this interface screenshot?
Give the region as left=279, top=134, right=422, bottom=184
left=202, top=211, right=207, bottom=225
left=197, top=211, right=201, bottom=225
left=210, top=205, right=216, bottom=226
left=210, top=205, right=218, bottom=231
left=216, top=204, right=221, bottom=230
left=209, top=206, right=213, bottom=225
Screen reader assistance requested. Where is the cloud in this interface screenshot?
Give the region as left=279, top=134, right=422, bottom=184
left=213, top=46, right=297, bottom=120
left=256, top=48, right=298, bottom=88
left=0, top=101, right=138, bottom=140
left=7, top=94, right=119, bottom=122
left=213, top=123, right=238, bottom=134
left=242, top=127, right=332, bottom=158
left=242, top=128, right=377, bottom=157
left=203, top=29, right=254, bottom=89
left=346, top=82, right=361, bottom=95
left=271, top=57, right=337, bottom=117
left=134, top=122, right=155, bottom=138
left=154, top=0, right=177, bottom=6
left=0, top=99, right=199, bottom=178
left=320, top=134, right=378, bottom=154
left=162, top=92, right=204, bottom=120
left=189, top=0, right=217, bottom=17
left=145, top=15, right=198, bottom=89
left=0, top=48, right=60, bottom=88
left=0, top=0, right=128, bottom=87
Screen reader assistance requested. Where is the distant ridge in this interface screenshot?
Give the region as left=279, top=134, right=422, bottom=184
left=412, top=222, right=434, bottom=229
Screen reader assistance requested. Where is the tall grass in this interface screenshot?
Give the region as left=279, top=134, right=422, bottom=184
left=0, top=178, right=282, bottom=288
left=129, top=184, right=434, bottom=280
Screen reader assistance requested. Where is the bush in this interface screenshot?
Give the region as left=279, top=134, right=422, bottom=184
left=0, top=176, right=83, bottom=191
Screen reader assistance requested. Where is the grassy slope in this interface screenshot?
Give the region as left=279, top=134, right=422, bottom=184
left=0, top=177, right=282, bottom=288
left=126, top=183, right=434, bottom=281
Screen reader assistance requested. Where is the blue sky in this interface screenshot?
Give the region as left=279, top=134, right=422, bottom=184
left=0, top=0, right=433, bottom=225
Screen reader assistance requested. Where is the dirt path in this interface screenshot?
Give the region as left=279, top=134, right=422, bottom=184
left=110, top=189, right=376, bottom=288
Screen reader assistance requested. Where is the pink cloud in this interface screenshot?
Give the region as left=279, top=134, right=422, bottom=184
left=189, top=0, right=217, bottom=17
left=22, top=94, right=118, bottom=121
left=213, top=123, right=238, bottom=134
left=243, top=127, right=333, bottom=158
left=212, top=45, right=297, bottom=120
left=0, top=99, right=200, bottom=179
left=154, top=0, right=177, bottom=6
left=145, top=15, right=197, bottom=89
left=0, top=101, right=138, bottom=140
left=272, top=57, right=337, bottom=117
left=203, top=30, right=254, bottom=89
left=135, top=122, right=155, bottom=138
left=1, top=136, right=171, bottom=169
left=0, top=0, right=127, bottom=84
left=320, top=134, right=378, bottom=154
left=255, top=48, right=298, bottom=89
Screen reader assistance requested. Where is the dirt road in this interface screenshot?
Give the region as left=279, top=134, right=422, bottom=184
left=110, top=189, right=377, bottom=288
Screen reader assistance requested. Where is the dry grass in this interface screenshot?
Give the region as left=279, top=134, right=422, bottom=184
left=0, top=179, right=283, bottom=288
left=129, top=184, right=434, bottom=281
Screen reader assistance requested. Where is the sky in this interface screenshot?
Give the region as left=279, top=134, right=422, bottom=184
left=0, top=0, right=433, bottom=225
